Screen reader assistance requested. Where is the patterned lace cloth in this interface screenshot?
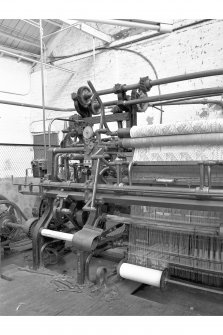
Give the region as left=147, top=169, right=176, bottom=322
left=131, top=119, right=223, bottom=162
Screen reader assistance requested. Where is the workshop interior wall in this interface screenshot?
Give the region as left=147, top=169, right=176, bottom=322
left=29, top=19, right=223, bottom=133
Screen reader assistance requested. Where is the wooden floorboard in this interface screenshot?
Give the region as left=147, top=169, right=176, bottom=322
left=1, top=263, right=223, bottom=316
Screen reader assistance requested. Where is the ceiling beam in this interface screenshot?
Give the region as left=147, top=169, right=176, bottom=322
left=124, top=19, right=174, bottom=25
left=76, top=19, right=173, bottom=33
left=0, top=45, right=40, bottom=58
left=0, top=29, right=40, bottom=48
left=60, top=19, right=113, bottom=43
left=43, top=22, right=81, bottom=39
left=22, top=19, right=40, bottom=28
left=0, top=47, right=75, bottom=74
left=43, top=19, right=63, bottom=27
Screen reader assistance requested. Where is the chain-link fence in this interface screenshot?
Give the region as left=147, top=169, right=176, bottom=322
left=0, top=143, right=57, bottom=179
left=0, top=143, right=59, bottom=218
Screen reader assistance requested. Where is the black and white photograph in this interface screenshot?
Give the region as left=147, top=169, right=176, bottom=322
left=0, top=2, right=223, bottom=324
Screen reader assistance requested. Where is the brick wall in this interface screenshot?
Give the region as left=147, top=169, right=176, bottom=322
left=30, top=19, right=223, bottom=132
left=0, top=57, right=33, bottom=143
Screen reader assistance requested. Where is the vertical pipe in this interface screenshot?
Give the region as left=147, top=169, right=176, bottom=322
left=128, top=161, right=134, bottom=186
left=207, top=165, right=212, bottom=188
left=92, top=37, right=96, bottom=83
left=159, top=106, right=163, bottom=124
left=0, top=236, right=2, bottom=278
left=199, top=163, right=205, bottom=189
left=116, top=164, right=121, bottom=184
left=91, top=158, right=101, bottom=209
left=39, top=19, right=47, bottom=160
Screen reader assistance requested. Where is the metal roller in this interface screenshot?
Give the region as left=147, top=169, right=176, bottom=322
left=121, top=133, right=223, bottom=148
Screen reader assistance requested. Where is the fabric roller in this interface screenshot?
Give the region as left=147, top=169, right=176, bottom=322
left=130, top=119, right=223, bottom=138
left=117, top=262, right=167, bottom=288
left=122, top=133, right=223, bottom=148
left=121, top=118, right=223, bottom=162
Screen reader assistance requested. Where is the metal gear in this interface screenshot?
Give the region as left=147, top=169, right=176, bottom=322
left=131, top=89, right=149, bottom=112
left=0, top=211, right=20, bottom=242
left=22, top=217, right=38, bottom=239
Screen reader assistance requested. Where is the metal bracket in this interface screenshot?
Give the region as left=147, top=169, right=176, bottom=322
left=72, top=225, right=103, bottom=251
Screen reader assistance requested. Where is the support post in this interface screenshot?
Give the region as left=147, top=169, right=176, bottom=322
left=39, top=19, right=47, bottom=160
left=76, top=251, right=87, bottom=284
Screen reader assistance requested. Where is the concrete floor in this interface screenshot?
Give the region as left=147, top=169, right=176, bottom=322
left=1, top=249, right=223, bottom=316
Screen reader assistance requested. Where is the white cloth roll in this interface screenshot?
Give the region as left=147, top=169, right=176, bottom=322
left=133, top=144, right=223, bottom=162
left=41, top=229, right=74, bottom=242
left=129, top=118, right=223, bottom=162
left=119, top=263, right=163, bottom=288
left=130, top=119, right=223, bottom=138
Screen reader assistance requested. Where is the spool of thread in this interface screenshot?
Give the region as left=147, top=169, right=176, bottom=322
left=117, top=262, right=167, bottom=288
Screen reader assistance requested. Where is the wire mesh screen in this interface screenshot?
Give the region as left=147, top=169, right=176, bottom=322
left=0, top=143, right=59, bottom=218
left=0, top=143, right=53, bottom=178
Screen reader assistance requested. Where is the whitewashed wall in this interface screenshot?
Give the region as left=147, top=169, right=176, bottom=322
left=30, top=19, right=223, bottom=133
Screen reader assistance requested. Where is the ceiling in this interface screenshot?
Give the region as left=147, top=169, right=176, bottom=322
left=0, top=19, right=62, bottom=58
left=0, top=19, right=173, bottom=64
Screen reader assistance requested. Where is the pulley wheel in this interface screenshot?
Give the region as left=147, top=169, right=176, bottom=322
left=131, top=89, right=149, bottom=112
left=77, top=86, right=92, bottom=108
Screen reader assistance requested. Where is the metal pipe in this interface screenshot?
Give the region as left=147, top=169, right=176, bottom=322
left=99, top=166, right=116, bottom=184
left=92, top=37, right=96, bottom=83
left=0, top=99, right=75, bottom=112
left=207, top=165, right=212, bottom=188
left=41, top=228, right=74, bottom=242
left=48, top=117, right=73, bottom=147
left=153, top=99, right=223, bottom=109
left=91, top=158, right=101, bottom=210
left=82, top=68, right=223, bottom=98
left=122, top=87, right=223, bottom=106
left=128, top=161, right=134, bottom=186
left=76, top=19, right=172, bottom=33
left=0, top=142, right=55, bottom=147
left=0, top=47, right=75, bottom=74
left=52, top=147, right=84, bottom=153
left=41, top=180, right=223, bottom=198
left=116, top=164, right=121, bottom=184
left=53, top=153, right=84, bottom=179
left=64, top=157, right=70, bottom=181
left=166, top=278, right=223, bottom=296
left=46, top=189, right=223, bottom=212
left=101, top=87, right=223, bottom=108
left=0, top=75, right=218, bottom=118
left=133, top=69, right=223, bottom=90
left=199, top=163, right=205, bottom=189
left=39, top=19, right=47, bottom=160
left=121, top=133, right=223, bottom=148
left=150, top=94, right=223, bottom=107
left=53, top=153, right=61, bottom=179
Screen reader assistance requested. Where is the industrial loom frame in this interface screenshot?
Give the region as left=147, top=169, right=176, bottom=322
left=1, top=67, right=223, bottom=293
